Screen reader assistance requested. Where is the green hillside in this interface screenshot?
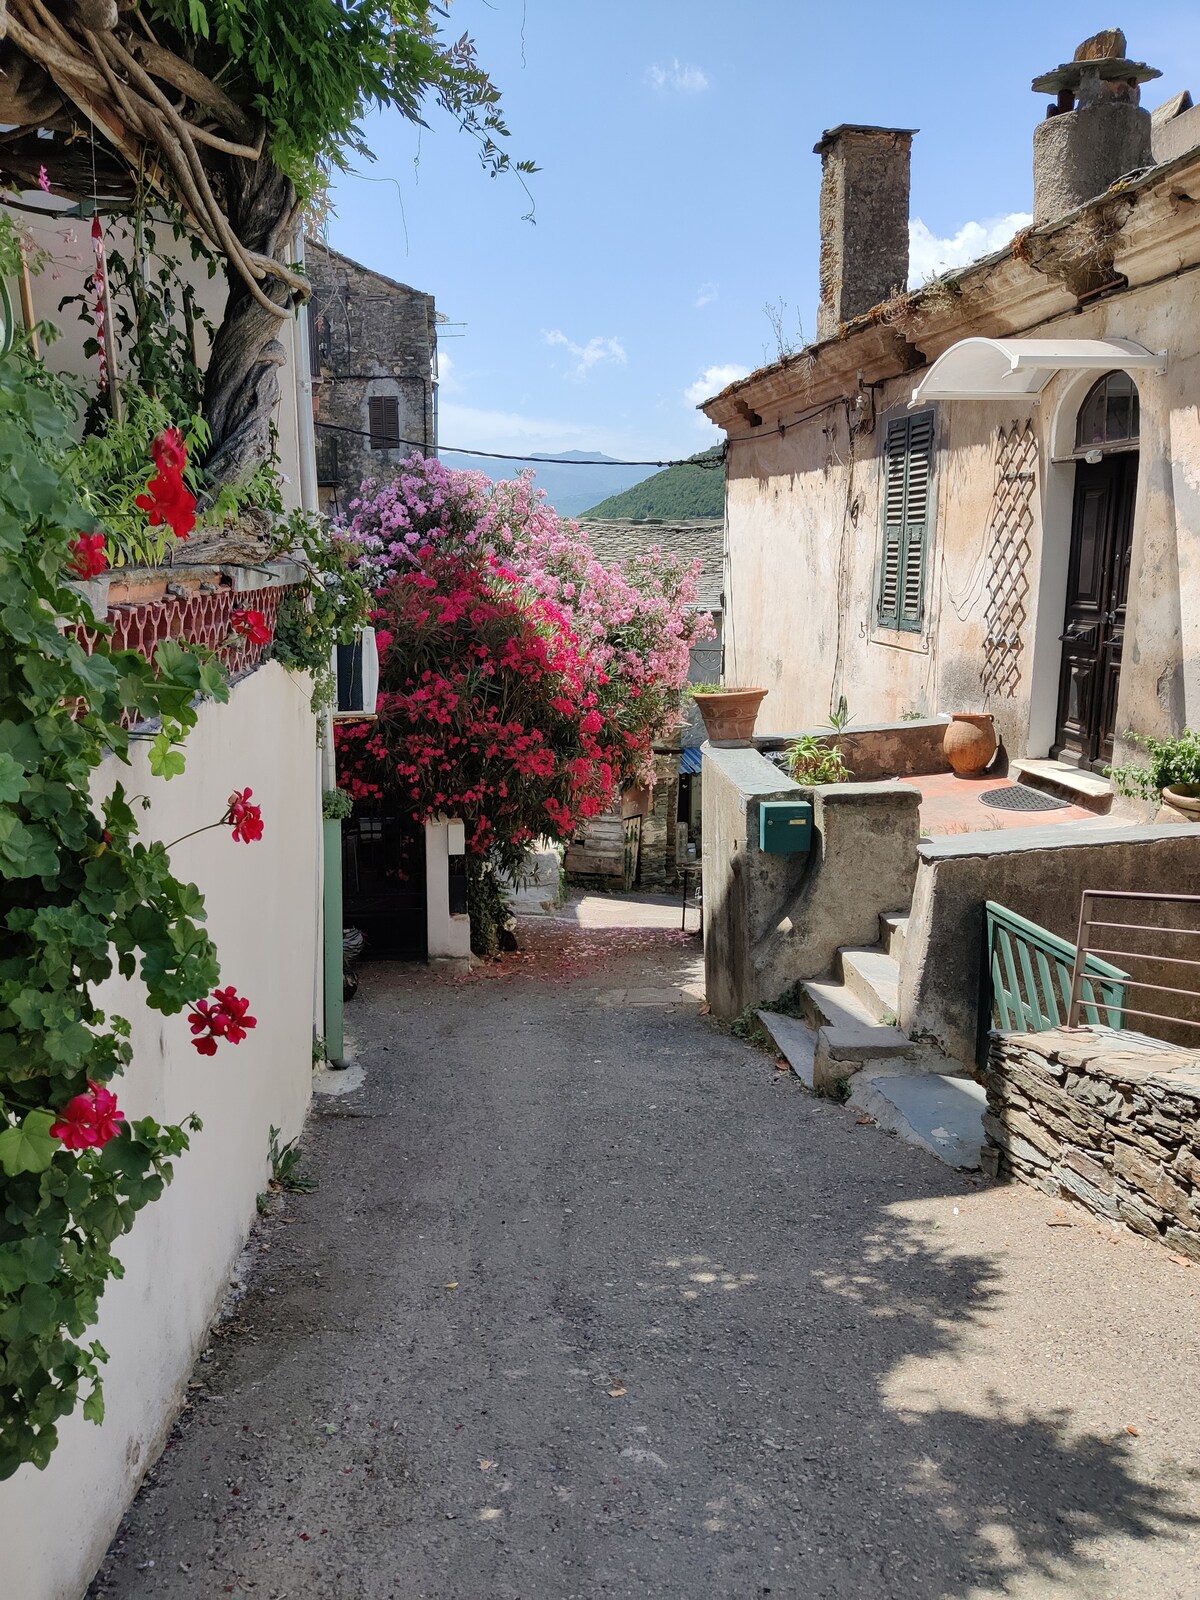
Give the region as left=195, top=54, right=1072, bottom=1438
left=580, top=448, right=724, bottom=520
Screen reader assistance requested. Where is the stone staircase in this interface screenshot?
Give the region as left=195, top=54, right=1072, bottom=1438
left=759, top=908, right=988, bottom=1170
left=802, top=909, right=917, bottom=1086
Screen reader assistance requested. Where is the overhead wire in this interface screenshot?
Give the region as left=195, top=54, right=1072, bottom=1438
left=311, top=416, right=726, bottom=469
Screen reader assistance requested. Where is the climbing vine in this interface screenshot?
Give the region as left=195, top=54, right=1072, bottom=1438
left=0, top=345, right=262, bottom=1480
left=268, top=510, right=371, bottom=713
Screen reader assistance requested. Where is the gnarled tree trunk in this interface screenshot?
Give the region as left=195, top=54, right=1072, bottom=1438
left=203, top=157, right=302, bottom=490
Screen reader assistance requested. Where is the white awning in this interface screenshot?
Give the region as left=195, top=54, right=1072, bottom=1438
left=909, top=337, right=1165, bottom=407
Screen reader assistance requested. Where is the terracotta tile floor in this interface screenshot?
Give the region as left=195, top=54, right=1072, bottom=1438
left=903, top=769, right=1106, bottom=837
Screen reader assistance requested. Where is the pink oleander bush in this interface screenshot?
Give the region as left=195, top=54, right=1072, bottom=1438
left=337, top=457, right=711, bottom=864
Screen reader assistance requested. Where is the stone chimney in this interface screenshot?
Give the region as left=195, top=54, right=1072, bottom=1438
left=1031, top=29, right=1161, bottom=224
left=814, top=125, right=916, bottom=341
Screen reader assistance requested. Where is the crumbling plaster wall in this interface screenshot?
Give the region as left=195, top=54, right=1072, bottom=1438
left=722, top=275, right=1200, bottom=768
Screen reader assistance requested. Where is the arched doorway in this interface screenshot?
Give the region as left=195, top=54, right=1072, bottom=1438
left=1051, top=370, right=1139, bottom=770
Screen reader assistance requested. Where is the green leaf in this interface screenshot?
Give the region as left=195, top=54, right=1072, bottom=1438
left=148, top=733, right=187, bottom=780
left=0, top=1109, right=59, bottom=1175
left=0, top=1281, right=59, bottom=1339
left=0, top=751, right=27, bottom=803
left=82, top=1385, right=105, bottom=1425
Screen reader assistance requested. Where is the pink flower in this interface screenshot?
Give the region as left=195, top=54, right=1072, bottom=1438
left=37, top=165, right=51, bottom=194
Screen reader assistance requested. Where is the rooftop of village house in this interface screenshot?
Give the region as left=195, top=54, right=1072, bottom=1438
left=702, top=27, right=1200, bottom=427
left=574, top=517, right=724, bottom=612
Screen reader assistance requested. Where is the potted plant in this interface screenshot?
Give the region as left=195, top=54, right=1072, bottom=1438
left=1108, top=728, right=1200, bottom=817
left=690, top=683, right=768, bottom=747
left=786, top=733, right=853, bottom=785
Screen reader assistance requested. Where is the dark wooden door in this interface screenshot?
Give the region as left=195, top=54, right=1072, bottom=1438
left=342, top=804, right=427, bottom=960
left=1053, top=453, right=1137, bottom=770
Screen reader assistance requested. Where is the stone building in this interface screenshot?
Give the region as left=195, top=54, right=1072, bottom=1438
left=701, top=28, right=1200, bottom=800
left=564, top=518, right=724, bottom=889
left=305, top=239, right=437, bottom=515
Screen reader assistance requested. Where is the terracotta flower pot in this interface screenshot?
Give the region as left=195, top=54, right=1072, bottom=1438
left=1162, top=782, right=1200, bottom=820
left=693, top=688, right=768, bottom=748
left=944, top=712, right=998, bottom=778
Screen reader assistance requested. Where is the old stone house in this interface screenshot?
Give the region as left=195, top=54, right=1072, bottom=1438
left=564, top=517, right=724, bottom=888
left=702, top=30, right=1200, bottom=797
left=305, top=238, right=438, bottom=515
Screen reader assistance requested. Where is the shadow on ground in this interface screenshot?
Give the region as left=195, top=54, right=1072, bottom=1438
left=89, top=911, right=1200, bottom=1600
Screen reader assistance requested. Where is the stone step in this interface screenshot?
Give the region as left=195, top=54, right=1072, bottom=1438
left=880, top=911, right=910, bottom=964
left=757, top=1010, right=818, bottom=1087
left=802, top=979, right=916, bottom=1090
left=838, top=946, right=901, bottom=1024
left=849, top=1070, right=988, bottom=1170
left=1009, top=758, right=1113, bottom=814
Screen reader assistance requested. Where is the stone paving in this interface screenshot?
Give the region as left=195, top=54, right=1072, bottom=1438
left=88, top=898, right=1200, bottom=1600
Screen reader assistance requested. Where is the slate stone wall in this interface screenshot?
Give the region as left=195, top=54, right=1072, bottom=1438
left=984, top=1027, right=1200, bottom=1261
left=639, top=748, right=681, bottom=889
left=306, top=241, right=436, bottom=514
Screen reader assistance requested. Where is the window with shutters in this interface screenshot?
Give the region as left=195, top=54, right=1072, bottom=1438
left=368, top=395, right=401, bottom=452
left=877, top=410, right=935, bottom=632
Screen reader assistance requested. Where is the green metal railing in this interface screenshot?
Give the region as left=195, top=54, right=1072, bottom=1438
left=978, top=900, right=1128, bottom=1065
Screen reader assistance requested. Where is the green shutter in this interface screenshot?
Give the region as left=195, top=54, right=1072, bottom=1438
left=878, top=411, right=934, bottom=631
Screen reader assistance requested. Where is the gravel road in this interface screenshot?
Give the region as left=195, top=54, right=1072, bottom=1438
left=89, top=904, right=1200, bottom=1599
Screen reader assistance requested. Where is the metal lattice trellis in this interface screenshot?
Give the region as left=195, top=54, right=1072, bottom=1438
left=980, top=421, right=1038, bottom=699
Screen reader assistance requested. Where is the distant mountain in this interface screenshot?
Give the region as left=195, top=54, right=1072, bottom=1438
left=437, top=449, right=656, bottom=520
left=580, top=448, right=724, bottom=520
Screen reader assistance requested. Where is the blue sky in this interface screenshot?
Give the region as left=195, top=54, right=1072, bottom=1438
left=326, top=2, right=1200, bottom=466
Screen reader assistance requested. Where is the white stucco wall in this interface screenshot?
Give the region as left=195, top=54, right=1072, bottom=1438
left=6, top=203, right=305, bottom=511
left=0, top=662, right=319, bottom=1600
left=721, top=267, right=1200, bottom=767
left=425, top=817, right=471, bottom=966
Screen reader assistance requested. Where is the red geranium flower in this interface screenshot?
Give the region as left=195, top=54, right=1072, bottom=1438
left=50, top=1081, right=125, bottom=1151
left=152, top=426, right=187, bottom=474
left=135, top=428, right=196, bottom=541
left=189, top=987, right=257, bottom=1054
left=230, top=608, right=273, bottom=647
left=68, top=532, right=108, bottom=580
left=226, top=787, right=264, bottom=843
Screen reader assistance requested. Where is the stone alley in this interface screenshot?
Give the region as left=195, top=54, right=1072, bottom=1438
left=89, top=900, right=1200, bottom=1600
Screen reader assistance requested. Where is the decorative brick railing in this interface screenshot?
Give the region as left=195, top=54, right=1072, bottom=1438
left=74, top=582, right=299, bottom=678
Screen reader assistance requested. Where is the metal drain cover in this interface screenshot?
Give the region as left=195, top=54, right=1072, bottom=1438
left=981, top=784, right=1070, bottom=813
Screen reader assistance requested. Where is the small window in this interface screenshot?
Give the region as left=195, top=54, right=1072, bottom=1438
left=877, top=410, right=935, bottom=632
left=1075, top=370, right=1139, bottom=452
left=368, top=395, right=401, bottom=452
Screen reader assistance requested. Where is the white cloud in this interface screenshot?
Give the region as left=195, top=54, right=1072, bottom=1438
left=646, top=60, right=709, bottom=93
left=685, top=363, right=751, bottom=408
left=908, top=212, right=1032, bottom=286
left=435, top=350, right=462, bottom=393
left=543, top=328, right=627, bottom=380
left=694, top=282, right=718, bottom=308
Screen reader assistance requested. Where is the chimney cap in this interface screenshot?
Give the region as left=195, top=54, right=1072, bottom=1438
left=1032, top=57, right=1160, bottom=95
left=813, top=124, right=918, bottom=156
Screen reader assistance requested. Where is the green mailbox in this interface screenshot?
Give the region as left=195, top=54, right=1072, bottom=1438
left=759, top=799, right=813, bottom=855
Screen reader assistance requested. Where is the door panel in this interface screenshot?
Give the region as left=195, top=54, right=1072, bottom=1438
left=1053, top=453, right=1138, bottom=769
